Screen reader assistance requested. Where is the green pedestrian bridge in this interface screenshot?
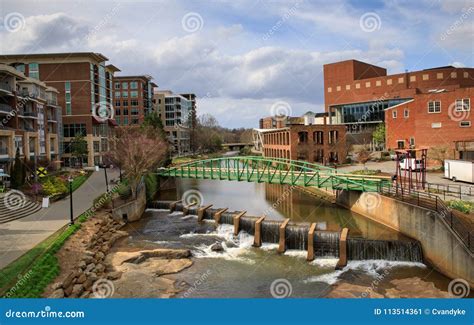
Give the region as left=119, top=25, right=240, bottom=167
left=157, top=156, right=391, bottom=192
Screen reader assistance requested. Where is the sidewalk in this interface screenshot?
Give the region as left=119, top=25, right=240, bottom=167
left=0, top=169, right=119, bottom=269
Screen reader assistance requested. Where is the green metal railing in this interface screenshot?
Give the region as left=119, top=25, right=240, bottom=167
left=157, top=156, right=390, bottom=192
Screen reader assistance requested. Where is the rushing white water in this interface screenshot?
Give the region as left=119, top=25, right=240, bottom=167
left=304, top=259, right=426, bottom=285
left=145, top=208, right=170, bottom=212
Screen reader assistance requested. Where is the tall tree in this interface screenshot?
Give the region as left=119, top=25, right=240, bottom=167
left=70, top=135, right=88, bottom=168
left=372, top=124, right=385, bottom=145
left=106, top=126, right=168, bottom=198
left=10, top=147, right=24, bottom=189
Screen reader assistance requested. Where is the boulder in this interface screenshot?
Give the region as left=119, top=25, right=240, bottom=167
left=107, top=271, right=123, bottom=280
left=210, top=242, right=224, bottom=252
left=51, top=282, right=63, bottom=291
left=71, top=284, right=84, bottom=297
left=76, top=273, right=87, bottom=284
left=49, top=289, right=65, bottom=298
left=62, top=272, right=76, bottom=289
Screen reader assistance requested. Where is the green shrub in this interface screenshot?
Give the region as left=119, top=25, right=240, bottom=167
left=447, top=200, right=474, bottom=214
left=144, top=173, right=158, bottom=201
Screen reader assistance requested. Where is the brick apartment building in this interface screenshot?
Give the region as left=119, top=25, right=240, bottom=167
left=154, top=90, right=194, bottom=156
left=1, top=53, right=120, bottom=167
left=257, top=112, right=347, bottom=164
left=324, top=60, right=474, bottom=157
left=113, top=75, right=157, bottom=126
left=0, top=64, right=61, bottom=173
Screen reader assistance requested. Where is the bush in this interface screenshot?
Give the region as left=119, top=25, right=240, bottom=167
left=144, top=173, right=158, bottom=201
left=447, top=200, right=474, bottom=214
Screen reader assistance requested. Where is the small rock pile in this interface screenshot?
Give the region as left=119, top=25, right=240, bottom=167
left=49, top=216, right=128, bottom=298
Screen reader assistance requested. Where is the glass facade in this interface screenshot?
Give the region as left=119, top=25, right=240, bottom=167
left=331, top=98, right=411, bottom=124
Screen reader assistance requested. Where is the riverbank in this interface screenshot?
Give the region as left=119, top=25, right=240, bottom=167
left=44, top=211, right=193, bottom=298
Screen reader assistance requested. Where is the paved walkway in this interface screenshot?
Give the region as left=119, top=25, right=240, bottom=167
left=0, top=169, right=119, bottom=269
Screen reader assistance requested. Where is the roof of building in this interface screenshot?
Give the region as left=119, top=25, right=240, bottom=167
left=0, top=63, right=26, bottom=79
left=0, top=52, right=109, bottom=62
left=114, top=74, right=154, bottom=81
left=106, top=64, right=121, bottom=72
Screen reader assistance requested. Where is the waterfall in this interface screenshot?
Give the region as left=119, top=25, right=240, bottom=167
left=147, top=201, right=172, bottom=209
left=240, top=217, right=256, bottom=235
left=314, top=231, right=340, bottom=257
left=286, top=225, right=308, bottom=250
left=261, top=221, right=281, bottom=243
left=220, top=212, right=237, bottom=225
left=347, top=238, right=423, bottom=262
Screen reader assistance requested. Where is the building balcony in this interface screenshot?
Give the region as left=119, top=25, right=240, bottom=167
left=0, top=103, right=12, bottom=114
left=19, top=111, right=37, bottom=118
left=0, top=84, right=13, bottom=93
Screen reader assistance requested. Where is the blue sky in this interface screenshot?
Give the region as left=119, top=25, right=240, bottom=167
left=0, top=0, right=472, bottom=128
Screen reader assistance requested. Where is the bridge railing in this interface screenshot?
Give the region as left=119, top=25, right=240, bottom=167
left=379, top=183, right=473, bottom=253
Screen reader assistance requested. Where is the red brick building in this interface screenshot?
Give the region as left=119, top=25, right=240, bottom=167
left=258, top=113, right=347, bottom=164
left=113, top=75, right=157, bottom=126
left=1, top=53, right=120, bottom=167
left=323, top=60, right=474, bottom=156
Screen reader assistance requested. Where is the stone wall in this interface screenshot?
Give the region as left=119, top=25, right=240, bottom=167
left=336, top=190, right=474, bottom=287
left=112, top=180, right=147, bottom=222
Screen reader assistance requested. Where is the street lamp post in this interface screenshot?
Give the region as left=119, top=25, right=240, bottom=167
left=68, top=176, right=74, bottom=225
left=101, top=163, right=109, bottom=192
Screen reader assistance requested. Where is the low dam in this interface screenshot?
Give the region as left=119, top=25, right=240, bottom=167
left=149, top=200, right=424, bottom=265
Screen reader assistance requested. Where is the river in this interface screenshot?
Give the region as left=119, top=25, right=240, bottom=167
left=124, top=177, right=453, bottom=298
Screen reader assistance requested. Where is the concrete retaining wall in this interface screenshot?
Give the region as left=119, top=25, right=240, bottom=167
left=112, top=182, right=147, bottom=222
left=336, top=190, right=474, bottom=287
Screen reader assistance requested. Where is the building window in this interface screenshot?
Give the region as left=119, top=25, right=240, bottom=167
left=122, top=91, right=128, bottom=98
left=464, top=72, right=469, bottom=78
left=131, top=108, right=139, bottom=115
left=122, top=82, right=128, bottom=89
left=63, top=124, right=86, bottom=137
left=460, top=121, right=471, bottom=127
left=345, top=85, right=350, bottom=90
left=410, top=75, right=416, bottom=82
left=422, top=74, right=429, bottom=80
left=404, top=109, right=409, bottom=118
left=115, top=100, right=120, bottom=107
left=114, top=82, right=120, bottom=89
left=398, top=77, right=404, bottom=84
left=336, top=86, right=341, bottom=91
left=365, top=82, right=371, bottom=88
left=375, top=80, right=381, bottom=86
left=130, top=91, right=138, bottom=98
left=65, top=81, right=71, bottom=115
left=313, top=131, right=323, bottom=144
left=327, top=87, right=332, bottom=93
left=387, top=79, right=392, bottom=85
left=114, top=91, right=120, bottom=98
left=431, top=122, right=442, bottom=128
left=130, top=81, right=138, bottom=89
left=409, top=137, right=415, bottom=147
left=115, top=117, right=120, bottom=125
left=451, top=72, right=457, bottom=78
left=29, top=63, right=39, bottom=79
left=123, top=117, right=129, bottom=125
left=397, top=140, right=405, bottom=149
left=132, top=118, right=139, bottom=124
left=355, top=83, right=360, bottom=89
left=455, top=98, right=470, bottom=111
left=115, top=108, right=121, bottom=116
left=437, top=72, right=443, bottom=79
left=122, top=100, right=128, bottom=107
left=298, top=132, right=308, bottom=144
left=392, top=110, right=397, bottom=118
left=131, top=99, right=139, bottom=106
left=428, top=101, right=441, bottom=113
left=123, top=108, right=129, bottom=115
left=328, top=130, right=338, bottom=144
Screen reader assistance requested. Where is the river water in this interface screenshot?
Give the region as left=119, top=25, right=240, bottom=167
left=124, top=178, right=453, bottom=298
